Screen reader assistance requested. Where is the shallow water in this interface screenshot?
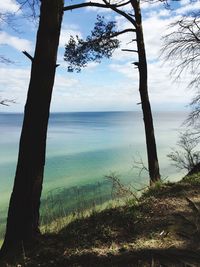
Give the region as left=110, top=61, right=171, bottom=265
left=0, top=111, right=186, bottom=209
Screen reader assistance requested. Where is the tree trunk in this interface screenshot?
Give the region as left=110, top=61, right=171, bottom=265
left=0, top=0, right=64, bottom=255
left=131, top=0, right=161, bottom=184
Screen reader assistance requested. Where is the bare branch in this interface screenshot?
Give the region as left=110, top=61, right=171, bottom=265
left=112, top=28, right=136, bottom=35
left=105, top=173, right=139, bottom=201
left=167, top=131, right=200, bottom=172
left=0, top=99, right=15, bottom=106
left=22, top=50, right=33, bottom=61
left=63, top=1, right=136, bottom=26
left=162, top=13, right=200, bottom=89
left=132, top=156, right=149, bottom=177
left=17, top=0, right=40, bottom=20
left=187, top=95, right=200, bottom=126
left=64, top=2, right=108, bottom=11
left=121, top=48, right=138, bottom=52
left=162, top=12, right=200, bottom=126
left=0, top=55, right=13, bottom=64
left=102, top=0, right=136, bottom=27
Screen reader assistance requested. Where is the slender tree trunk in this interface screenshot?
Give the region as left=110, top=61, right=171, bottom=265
left=131, top=0, right=161, bottom=184
left=0, top=0, right=64, bottom=255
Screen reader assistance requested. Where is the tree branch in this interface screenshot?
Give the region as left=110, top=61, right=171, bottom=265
left=102, top=0, right=136, bottom=26
left=111, top=28, right=136, bottom=37
left=22, top=50, right=33, bottom=61
left=64, top=15, right=134, bottom=72
left=64, top=2, right=112, bottom=12
left=0, top=99, right=15, bottom=106
left=121, top=48, right=138, bottom=53
left=63, top=1, right=136, bottom=26
left=80, top=28, right=135, bottom=44
left=161, top=14, right=200, bottom=91
left=0, top=55, right=13, bottom=64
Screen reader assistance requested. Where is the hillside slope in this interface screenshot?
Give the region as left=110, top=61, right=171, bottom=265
left=1, top=175, right=200, bottom=266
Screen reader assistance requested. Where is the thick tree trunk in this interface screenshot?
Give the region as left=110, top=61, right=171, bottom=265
left=0, top=0, right=64, bottom=255
left=131, top=0, right=161, bottom=184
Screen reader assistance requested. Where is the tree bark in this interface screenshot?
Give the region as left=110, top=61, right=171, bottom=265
left=0, top=0, right=64, bottom=255
left=63, top=0, right=161, bottom=185
left=131, top=0, right=161, bottom=184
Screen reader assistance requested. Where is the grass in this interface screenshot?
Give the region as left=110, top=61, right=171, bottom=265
left=40, top=199, right=124, bottom=234
left=182, top=172, right=200, bottom=185
left=40, top=180, right=114, bottom=226
left=1, top=173, right=200, bottom=266
left=0, top=180, right=115, bottom=241
left=39, top=177, right=139, bottom=234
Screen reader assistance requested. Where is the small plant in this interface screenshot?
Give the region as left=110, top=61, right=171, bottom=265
left=105, top=173, right=139, bottom=202
left=167, top=131, right=200, bottom=172
left=141, top=180, right=164, bottom=198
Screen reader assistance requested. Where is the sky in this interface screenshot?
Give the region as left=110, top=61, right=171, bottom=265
left=0, top=0, right=199, bottom=113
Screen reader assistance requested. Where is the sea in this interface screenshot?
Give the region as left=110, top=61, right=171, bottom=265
left=0, top=111, right=187, bottom=210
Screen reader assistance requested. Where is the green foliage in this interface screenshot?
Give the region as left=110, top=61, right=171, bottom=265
left=125, top=197, right=138, bottom=207
left=141, top=180, right=164, bottom=198
left=64, top=15, right=120, bottom=72
left=182, top=173, right=200, bottom=185
left=141, top=180, right=199, bottom=200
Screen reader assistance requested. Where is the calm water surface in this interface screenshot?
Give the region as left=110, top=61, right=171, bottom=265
left=0, top=111, right=186, bottom=208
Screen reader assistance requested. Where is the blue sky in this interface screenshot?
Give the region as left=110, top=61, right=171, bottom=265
left=0, top=0, right=199, bottom=112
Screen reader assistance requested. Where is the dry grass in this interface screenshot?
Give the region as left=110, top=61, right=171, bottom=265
left=1, top=176, right=200, bottom=266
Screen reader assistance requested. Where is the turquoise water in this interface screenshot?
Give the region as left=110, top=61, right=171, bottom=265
left=0, top=111, right=186, bottom=210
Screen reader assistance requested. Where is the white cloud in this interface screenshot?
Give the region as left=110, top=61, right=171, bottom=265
left=111, top=16, right=137, bottom=61
left=55, top=74, right=79, bottom=92
left=0, top=32, right=33, bottom=52
left=111, top=9, right=177, bottom=62
left=50, top=79, right=137, bottom=112
left=56, top=2, right=198, bottom=111
left=0, top=65, right=77, bottom=93
left=109, top=59, right=193, bottom=107
left=0, top=67, right=30, bottom=111
left=0, top=67, right=29, bottom=92
left=157, top=9, right=171, bottom=17
left=86, top=62, right=99, bottom=70
left=84, top=0, right=111, bottom=12
left=0, top=66, right=80, bottom=112
left=59, top=24, right=82, bottom=47
left=0, top=1, right=196, bottom=113
left=147, top=61, right=193, bottom=103
left=143, top=16, right=170, bottom=60
left=176, top=1, right=200, bottom=15
left=84, top=0, right=132, bottom=13
left=180, top=0, right=191, bottom=5
left=0, top=0, right=20, bottom=13
left=141, top=1, right=162, bottom=10
left=110, top=62, right=138, bottom=80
